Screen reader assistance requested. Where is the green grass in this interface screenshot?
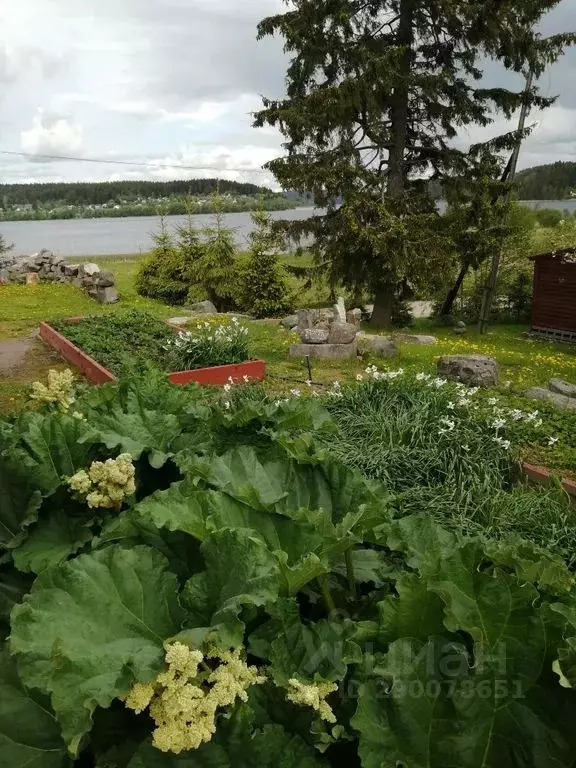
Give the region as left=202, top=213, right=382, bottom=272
left=2, top=253, right=576, bottom=477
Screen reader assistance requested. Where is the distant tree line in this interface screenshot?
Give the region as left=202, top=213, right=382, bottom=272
left=515, top=161, right=576, bottom=201
left=0, top=178, right=273, bottom=208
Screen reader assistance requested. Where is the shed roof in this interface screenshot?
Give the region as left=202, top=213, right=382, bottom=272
left=530, top=247, right=576, bottom=262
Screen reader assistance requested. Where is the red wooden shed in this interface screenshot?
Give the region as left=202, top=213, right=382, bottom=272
left=531, top=248, right=576, bottom=342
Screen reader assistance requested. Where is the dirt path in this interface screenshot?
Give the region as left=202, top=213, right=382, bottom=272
left=0, top=332, right=65, bottom=411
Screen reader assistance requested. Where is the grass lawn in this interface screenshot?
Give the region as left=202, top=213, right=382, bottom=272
left=2, top=253, right=576, bottom=476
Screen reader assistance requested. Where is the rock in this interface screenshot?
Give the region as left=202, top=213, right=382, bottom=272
left=327, top=322, right=357, bottom=344
left=525, top=387, right=576, bottom=411
left=297, top=308, right=335, bottom=331
left=347, top=309, right=362, bottom=327
left=290, top=341, right=358, bottom=360
left=455, top=321, right=466, bottom=328
left=168, top=317, right=191, bottom=326
left=438, top=355, right=499, bottom=387
left=52, top=254, right=65, bottom=264
left=359, top=335, right=398, bottom=357
left=300, top=328, right=330, bottom=344
left=281, top=314, right=299, bottom=329
left=95, top=286, right=119, bottom=304
left=453, top=325, right=467, bottom=336
left=24, top=259, right=41, bottom=272
left=185, top=300, right=218, bottom=314
left=64, top=264, right=80, bottom=276
left=549, top=378, right=576, bottom=399
left=97, top=270, right=115, bottom=288
left=362, top=304, right=374, bottom=319
left=334, top=296, right=347, bottom=323
left=395, top=334, right=437, bottom=345
left=81, top=263, right=101, bottom=277
left=0, top=269, right=9, bottom=284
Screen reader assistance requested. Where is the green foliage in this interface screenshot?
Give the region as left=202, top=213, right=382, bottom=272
left=53, top=310, right=174, bottom=376
left=186, top=200, right=238, bottom=311
left=516, top=161, right=576, bottom=201
left=241, top=209, right=294, bottom=318
left=3, top=371, right=576, bottom=766
left=164, top=320, right=250, bottom=371
left=255, top=0, right=574, bottom=326
left=137, top=202, right=240, bottom=311
left=136, top=218, right=196, bottom=305
left=534, top=207, right=565, bottom=228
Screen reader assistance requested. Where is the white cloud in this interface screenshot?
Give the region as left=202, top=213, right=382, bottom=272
left=20, top=109, right=83, bottom=160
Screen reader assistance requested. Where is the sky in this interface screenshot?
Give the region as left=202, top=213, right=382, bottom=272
left=1, top=0, right=576, bottom=188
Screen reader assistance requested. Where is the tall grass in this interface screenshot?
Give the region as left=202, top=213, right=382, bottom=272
left=324, top=376, right=576, bottom=566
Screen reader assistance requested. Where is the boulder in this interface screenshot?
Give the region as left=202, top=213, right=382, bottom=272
left=334, top=296, right=347, bottom=323
left=0, top=269, right=9, bottom=284
left=281, top=314, right=299, bottom=329
left=168, top=316, right=191, bottom=326
left=327, top=322, right=357, bottom=344
left=95, top=286, right=119, bottom=305
left=395, top=334, right=437, bottom=345
left=81, top=263, right=101, bottom=277
left=52, top=254, right=65, bottom=264
left=64, top=264, right=80, bottom=277
left=525, top=387, right=576, bottom=411
left=97, top=270, right=115, bottom=288
left=290, top=341, right=358, bottom=360
left=185, top=300, right=218, bottom=314
left=359, top=335, right=398, bottom=357
left=549, top=378, right=576, bottom=399
left=300, top=328, right=330, bottom=344
left=297, top=307, right=335, bottom=331
left=437, top=355, right=499, bottom=387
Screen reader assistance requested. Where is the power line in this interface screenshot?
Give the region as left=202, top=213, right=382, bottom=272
left=0, top=149, right=267, bottom=174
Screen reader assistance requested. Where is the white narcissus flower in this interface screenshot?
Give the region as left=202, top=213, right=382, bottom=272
left=547, top=436, right=559, bottom=446
left=223, top=383, right=232, bottom=392
left=356, top=374, right=364, bottom=381
left=487, top=397, right=498, bottom=406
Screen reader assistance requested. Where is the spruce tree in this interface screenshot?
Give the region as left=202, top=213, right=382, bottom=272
left=241, top=208, right=293, bottom=318
left=255, top=0, right=575, bottom=327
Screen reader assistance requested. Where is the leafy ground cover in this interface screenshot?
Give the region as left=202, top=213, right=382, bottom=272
left=2, top=371, right=576, bottom=767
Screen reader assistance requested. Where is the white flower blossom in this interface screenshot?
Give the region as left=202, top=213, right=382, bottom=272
left=224, top=401, right=231, bottom=409
left=446, top=402, right=455, bottom=410
left=487, top=397, right=498, bottom=406
left=223, top=383, right=232, bottom=392
left=356, top=374, right=364, bottom=381
left=547, top=436, right=559, bottom=446
left=491, top=418, right=507, bottom=430
left=493, top=436, right=511, bottom=450
left=290, top=389, right=301, bottom=397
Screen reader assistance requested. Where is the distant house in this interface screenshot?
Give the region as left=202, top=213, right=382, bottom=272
left=531, top=248, right=576, bottom=342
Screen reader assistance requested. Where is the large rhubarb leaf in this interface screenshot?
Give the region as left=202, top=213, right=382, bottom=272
left=10, top=545, right=184, bottom=755
left=181, top=528, right=280, bottom=646
left=0, top=645, right=68, bottom=768
left=12, top=511, right=93, bottom=574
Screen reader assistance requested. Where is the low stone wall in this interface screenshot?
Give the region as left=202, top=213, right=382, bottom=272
left=0, top=249, right=118, bottom=304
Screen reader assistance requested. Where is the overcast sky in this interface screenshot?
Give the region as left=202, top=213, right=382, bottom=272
left=1, top=0, right=575, bottom=188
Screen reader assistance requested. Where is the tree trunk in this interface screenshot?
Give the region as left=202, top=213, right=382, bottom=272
left=386, top=0, right=414, bottom=198
left=371, top=284, right=395, bottom=329
left=439, top=263, right=469, bottom=318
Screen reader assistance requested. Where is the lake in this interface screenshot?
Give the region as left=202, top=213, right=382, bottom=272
left=0, top=208, right=317, bottom=257
left=2, top=200, right=575, bottom=257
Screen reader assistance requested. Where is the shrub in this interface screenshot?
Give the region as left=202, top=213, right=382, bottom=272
left=240, top=209, right=294, bottom=318
left=135, top=217, right=198, bottom=305
left=534, top=207, right=564, bottom=228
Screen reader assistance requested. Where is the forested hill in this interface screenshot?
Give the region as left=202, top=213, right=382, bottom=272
left=0, top=178, right=271, bottom=207
left=515, top=162, right=576, bottom=200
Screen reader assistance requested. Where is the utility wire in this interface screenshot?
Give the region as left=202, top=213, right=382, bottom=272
left=0, top=149, right=266, bottom=174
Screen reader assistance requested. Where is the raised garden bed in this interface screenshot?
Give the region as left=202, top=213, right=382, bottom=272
left=521, top=461, right=576, bottom=502
left=40, top=314, right=265, bottom=387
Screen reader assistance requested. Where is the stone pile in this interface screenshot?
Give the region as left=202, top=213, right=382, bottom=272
left=0, top=250, right=118, bottom=304
left=289, top=306, right=359, bottom=360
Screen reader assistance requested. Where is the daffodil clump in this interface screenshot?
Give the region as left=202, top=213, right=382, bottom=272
left=30, top=369, right=75, bottom=410
left=125, top=642, right=265, bottom=754
left=68, top=453, right=136, bottom=509
left=286, top=678, right=338, bottom=723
